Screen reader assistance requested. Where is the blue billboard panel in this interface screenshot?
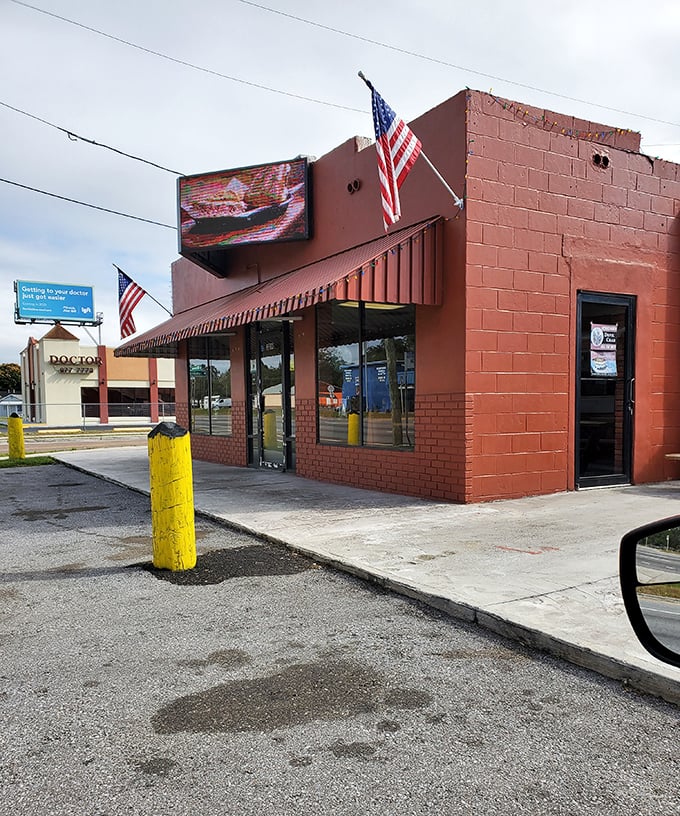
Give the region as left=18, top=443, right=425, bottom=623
left=15, top=280, right=97, bottom=324
left=341, top=360, right=415, bottom=413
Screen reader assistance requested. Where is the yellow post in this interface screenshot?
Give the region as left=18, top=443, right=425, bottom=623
left=8, top=412, right=25, bottom=460
left=347, top=412, right=360, bottom=446
left=148, top=422, right=196, bottom=571
left=263, top=409, right=277, bottom=450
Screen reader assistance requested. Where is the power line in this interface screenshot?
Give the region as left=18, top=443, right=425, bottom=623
left=8, top=0, right=680, bottom=194
left=239, top=0, right=680, bottom=131
left=0, top=177, right=176, bottom=229
left=0, top=100, right=183, bottom=175
left=12, top=0, right=679, bottom=134
left=8, top=0, right=365, bottom=114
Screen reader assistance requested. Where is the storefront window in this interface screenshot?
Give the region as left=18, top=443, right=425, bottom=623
left=81, top=386, right=174, bottom=419
left=317, top=302, right=360, bottom=445
left=316, top=302, right=415, bottom=449
left=107, top=387, right=151, bottom=417
left=81, top=387, right=99, bottom=419
left=188, top=336, right=232, bottom=436
left=157, top=388, right=176, bottom=418
left=362, top=305, right=415, bottom=448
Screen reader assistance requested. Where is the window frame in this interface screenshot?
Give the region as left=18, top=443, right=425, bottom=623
left=188, top=336, right=232, bottom=437
left=315, top=301, right=415, bottom=450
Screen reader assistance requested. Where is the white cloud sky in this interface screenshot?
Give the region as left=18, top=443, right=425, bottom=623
left=2, top=0, right=679, bottom=363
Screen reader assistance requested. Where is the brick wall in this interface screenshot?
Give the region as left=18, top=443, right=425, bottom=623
left=187, top=402, right=248, bottom=467
left=296, top=394, right=471, bottom=502
left=466, top=90, right=680, bottom=500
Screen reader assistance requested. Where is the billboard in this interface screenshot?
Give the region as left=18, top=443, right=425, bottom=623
left=341, top=361, right=415, bottom=413
left=15, top=280, right=98, bottom=324
left=178, top=157, right=311, bottom=253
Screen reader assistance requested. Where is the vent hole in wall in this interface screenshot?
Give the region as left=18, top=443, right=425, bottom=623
left=592, top=152, right=610, bottom=169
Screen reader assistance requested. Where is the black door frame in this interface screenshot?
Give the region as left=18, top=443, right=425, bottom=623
left=246, top=321, right=295, bottom=471
left=575, top=291, right=636, bottom=488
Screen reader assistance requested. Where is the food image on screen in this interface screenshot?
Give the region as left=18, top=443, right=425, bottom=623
left=178, top=158, right=310, bottom=249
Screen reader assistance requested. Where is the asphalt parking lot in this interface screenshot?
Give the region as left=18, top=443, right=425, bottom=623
left=2, top=464, right=680, bottom=816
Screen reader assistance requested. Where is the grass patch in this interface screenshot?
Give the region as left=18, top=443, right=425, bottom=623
left=0, top=456, right=56, bottom=468
left=638, top=583, right=680, bottom=600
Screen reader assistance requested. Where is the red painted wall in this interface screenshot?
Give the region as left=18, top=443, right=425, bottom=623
left=175, top=88, right=680, bottom=504
left=465, top=90, right=680, bottom=501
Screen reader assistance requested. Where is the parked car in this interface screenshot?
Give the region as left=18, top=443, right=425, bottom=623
left=620, top=516, right=680, bottom=669
left=200, top=396, right=232, bottom=410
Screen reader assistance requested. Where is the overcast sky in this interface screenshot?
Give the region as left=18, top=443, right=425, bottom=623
left=2, top=0, right=679, bottom=365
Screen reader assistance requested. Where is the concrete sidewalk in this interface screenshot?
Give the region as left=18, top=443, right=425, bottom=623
left=52, top=446, right=680, bottom=703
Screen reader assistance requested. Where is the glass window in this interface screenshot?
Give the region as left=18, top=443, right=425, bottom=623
left=158, top=388, right=176, bottom=419
left=81, top=387, right=99, bottom=419
left=363, top=305, right=415, bottom=448
left=317, top=302, right=360, bottom=445
left=188, top=336, right=232, bottom=436
left=82, top=386, right=174, bottom=419
left=107, top=387, right=151, bottom=418
left=316, top=302, right=415, bottom=449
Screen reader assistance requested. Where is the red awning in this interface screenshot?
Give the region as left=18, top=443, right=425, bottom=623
left=115, top=217, right=442, bottom=357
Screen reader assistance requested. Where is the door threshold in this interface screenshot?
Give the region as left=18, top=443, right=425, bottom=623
left=576, top=482, right=632, bottom=490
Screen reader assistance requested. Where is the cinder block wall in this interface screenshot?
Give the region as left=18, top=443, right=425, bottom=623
left=465, top=90, right=680, bottom=501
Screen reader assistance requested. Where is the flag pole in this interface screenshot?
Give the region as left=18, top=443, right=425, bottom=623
left=145, top=293, right=173, bottom=317
left=419, top=153, right=464, bottom=209
left=114, top=264, right=172, bottom=316
left=358, top=71, right=464, bottom=210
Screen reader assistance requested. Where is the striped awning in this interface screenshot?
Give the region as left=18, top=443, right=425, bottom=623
left=115, top=217, right=442, bottom=357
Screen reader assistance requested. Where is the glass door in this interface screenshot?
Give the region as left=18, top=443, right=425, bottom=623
left=247, top=322, right=295, bottom=470
left=576, top=292, right=635, bottom=488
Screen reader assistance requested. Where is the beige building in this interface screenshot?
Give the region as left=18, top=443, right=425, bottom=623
left=21, top=325, right=175, bottom=426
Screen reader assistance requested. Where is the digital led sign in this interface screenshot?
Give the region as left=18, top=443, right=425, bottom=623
left=178, top=157, right=311, bottom=255
left=15, top=280, right=98, bottom=324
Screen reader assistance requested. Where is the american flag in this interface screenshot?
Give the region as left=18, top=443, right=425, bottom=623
left=117, top=267, right=147, bottom=338
left=367, top=79, right=422, bottom=229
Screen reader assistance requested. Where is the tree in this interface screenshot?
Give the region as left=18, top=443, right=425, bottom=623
left=0, top=363, right=21, bottom=393
left=317, top=348, right=345, bottom=390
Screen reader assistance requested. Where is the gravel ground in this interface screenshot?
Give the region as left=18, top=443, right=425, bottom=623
left=1, top=464, right=679, bottom=816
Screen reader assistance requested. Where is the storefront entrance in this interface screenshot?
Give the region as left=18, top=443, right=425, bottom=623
left=576, top=292, right=636, bottom=488
left=247, top=322, right=295, bottom=470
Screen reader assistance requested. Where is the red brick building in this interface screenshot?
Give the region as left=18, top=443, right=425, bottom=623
left=116, top=89, right=680, bottom=503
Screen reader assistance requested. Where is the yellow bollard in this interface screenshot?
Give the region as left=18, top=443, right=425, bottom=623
left=148, top=422, right=196, bottom=571
left=263, top=409, right=277, bottom=450
left=8, top=413, right=25, bottom=460
left=347, top=412, right=360, bottom=446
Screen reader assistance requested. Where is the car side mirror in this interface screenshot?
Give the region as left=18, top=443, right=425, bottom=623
left=620, top=515, right=680, bottom=669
